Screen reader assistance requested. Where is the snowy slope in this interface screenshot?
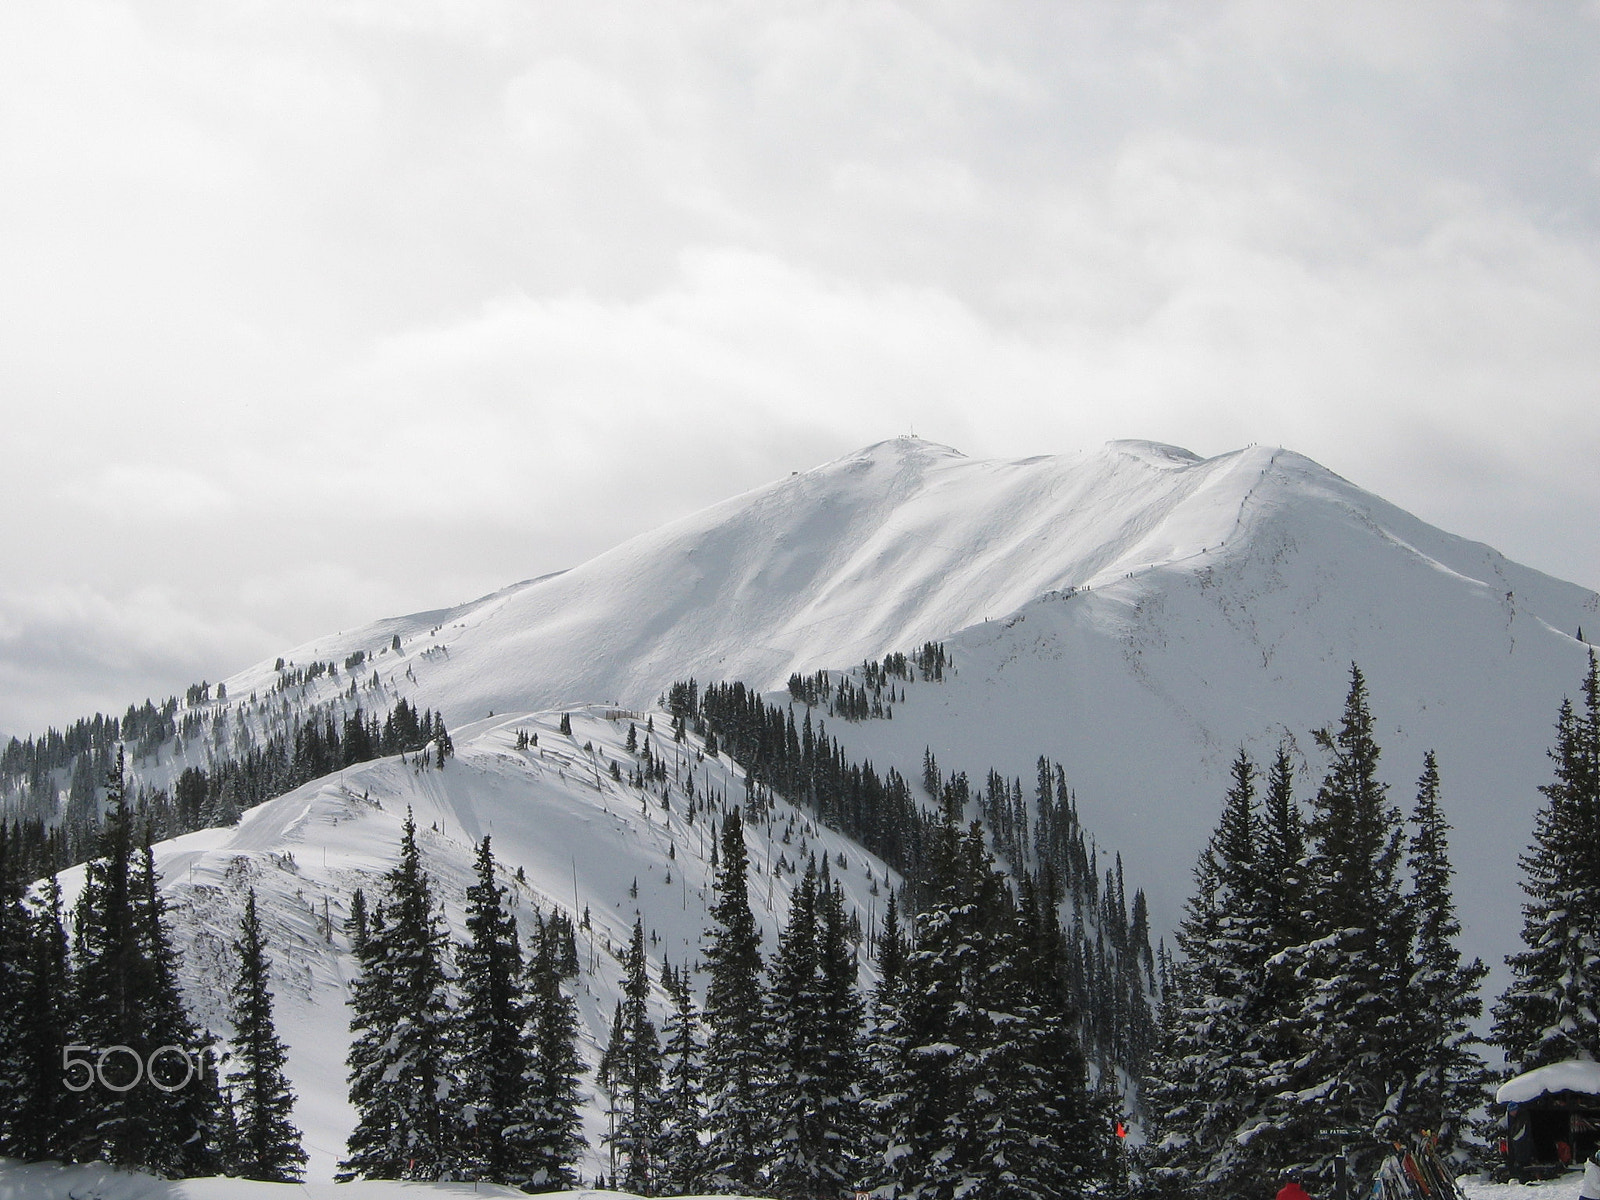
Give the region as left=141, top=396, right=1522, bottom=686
left=774, top=445, right=1598, bottom=999
left=0, top=1158, right=768, bottom=1199
left=56, top=708, right=897, bottom=1183
left=217, top=439, right=1307, bottom=724
left=187, top=439, right=1593, bottom=988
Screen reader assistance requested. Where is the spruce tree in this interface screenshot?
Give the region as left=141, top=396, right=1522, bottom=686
left=227, top=888, right=307, bottom=1181
left=1399, top=751, right=1490, bottom=1155
left=454, top=837, right=534, bottom=1184
left=1494, top=651, right=1600, bottom=1069
left=811, top=866, right=868, bottom=1193
left=700, top=805, right=767, bottom=1193
left=68, top=752, right=225, bottom=1175
left=1280, top=665, right=1412, bottom=1179
left=601, top=917, right=663, bottom=1194
left=875, top=888, right=905, bottom=999
left=765, top=861, right=820, bottom=1197
left=765, top=858, right=868, bottom=1199
left=658, top=961, right=705, bottom=1195
left=115, top=836, right=230, bottom=1178
left=872, top=817, right=1100, bottom=1199
left=520, top=909, right=588, bottom=1191
left=1146, top=749, right=1283, bottom=1197
left=340, top=810, right=458, bottom=1180
left=7, top=877, right=75, bottom=1162
left=68, top=749, right=147, bottom=1167
left=0, top=824, right=33, bottom=1158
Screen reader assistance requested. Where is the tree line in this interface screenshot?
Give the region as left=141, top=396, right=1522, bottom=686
left=687, top=674, right=1159, bottom=1098
left=0, top=750, right=306, bottom=1181
left=338, top=800, right=1124, bottom=1197
left=1, top=696, right=452, bottom=886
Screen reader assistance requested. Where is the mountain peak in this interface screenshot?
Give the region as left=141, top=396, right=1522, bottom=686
left=831, top=436, right=968, bottom=467
left=1103, top=438, right=1205, bottom=465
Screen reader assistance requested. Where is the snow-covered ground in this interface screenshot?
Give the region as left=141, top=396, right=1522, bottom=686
left=1461, top=1173, right=1585, bottom=1200
left=0, top=1159, right=762, bottom=1200
left=0, top=1158, right=1577, bottom=1200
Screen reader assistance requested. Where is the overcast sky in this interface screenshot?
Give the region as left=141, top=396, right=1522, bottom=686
left=2, top=1, right=1598, bottom=738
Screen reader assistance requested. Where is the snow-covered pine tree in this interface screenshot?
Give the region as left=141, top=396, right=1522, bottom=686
left=519, top=908, right=588, bottom=1191
left=764, top=857, right=867, bottom=1197
left=227, top=887, right=307, bottom=1182
left=0, top=824, right=34, bottom=1158
left=764, top=859, right=824, bottom=1199
left=1011, top=868, right=1115, bottom=1199
left=453, top=837, right=533, bottom=1184
left=4, top=876, right=74, bottom=1162
left=339, top=809, right=458, bottom=1181
left=873, top=816, right=1102, bottom=1200
left=601, top=917, right=663, bottom=1195
left=700, top=805, right=767, bottom=1194
left=1280, top=665, right=1412, bottom=1178
left=811, top=863, right=868, bottom=1192
left=1493, top=651, right=1600, bottom=1070
left=1145, top=749, right=1284, bottom=1198
left=67, top=751, right=223, bottom=1175
left=131, top=837, right=230, bottom=1178
left=1398, top=751, right=1490, bottom=1156
left=657, top=961, right=705, bottom=1195
left=66, top=749, right=148, bottom=1168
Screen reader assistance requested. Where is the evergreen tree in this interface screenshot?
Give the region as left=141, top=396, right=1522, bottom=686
left=765, top=861, right=830, bottom=1199
left=0, top=822, right=32, bottom=1157
left=875, top=888, right=905, bottom=999
left=810, top=866, right=868, bottom=1192
left=519, top=908, right=588, bottom=1192
left=1399, top=752, right=1490, bottom=1156
left=700, top=805, right=767, bottom=1193
left=658, top=961, right=705, bottom=1195
left=68, top=752, right=226, bottom=1175
left=872, top=817, right=1100, bottom=1199
left=6, top=877, right=75, bottom=1162
left=1494, top=651, right=1600, bottom=1069
left=345, top=887, right=369, bottom=958
left=67, top=749, right=147, bottom=1167
left=137, top=837, right=230, bottom=1178
left=1145, top=749, right=1283, bottom=1198
left=227, top=888, right=307, bottom=1182
left=1279, top=665, right=1412, bottom=1179
left=453, top=837, right=534, bottom=1184
left=601, top=917, right=663, bottom=1194
left=340, top=810, right=458, bottom=1181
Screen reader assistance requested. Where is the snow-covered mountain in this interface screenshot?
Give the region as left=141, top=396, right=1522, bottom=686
left=34, top=436, right=1600, bottom=1181
left=210, top=437, right=1595, bottom=973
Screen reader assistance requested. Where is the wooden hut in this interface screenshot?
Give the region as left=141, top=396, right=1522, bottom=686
left=1498, top=1060, right=1600, bottom=1179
